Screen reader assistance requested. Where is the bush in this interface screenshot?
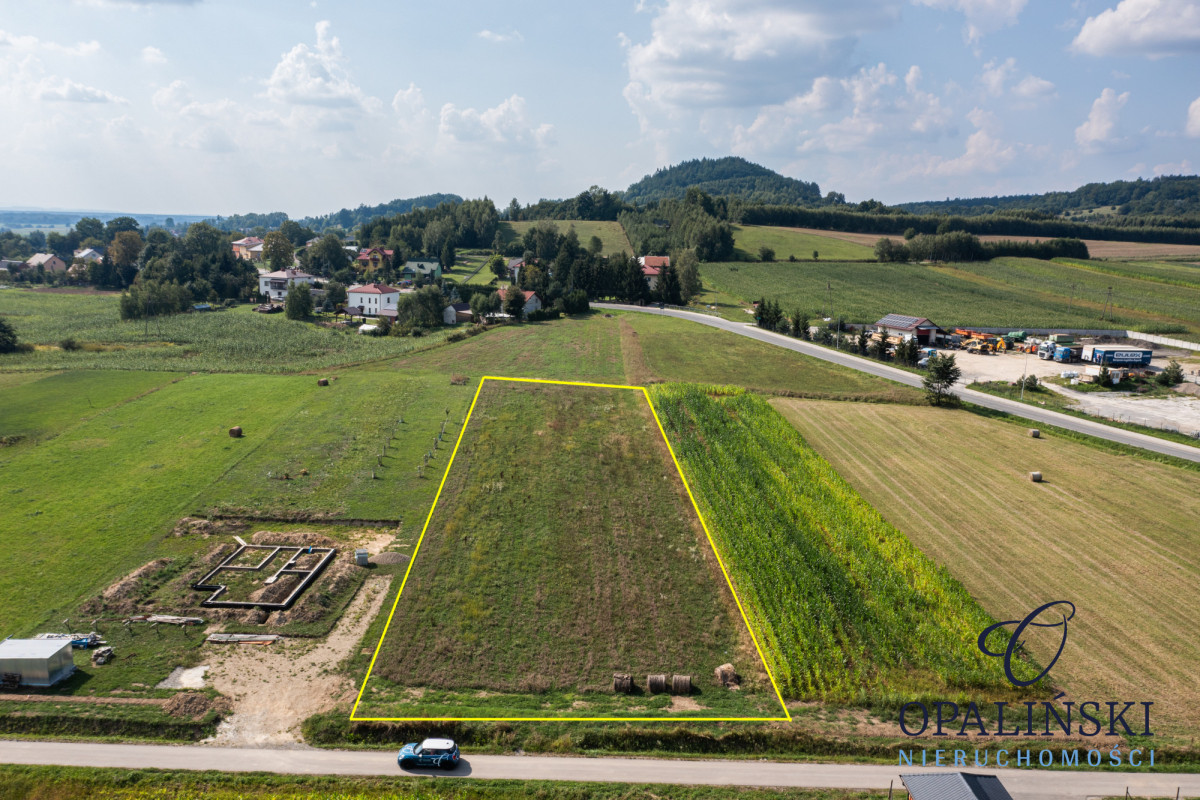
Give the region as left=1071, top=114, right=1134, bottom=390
left=526, top=308, right=561, bottom=322
left=1021, top=374, right=1040, bottom=391
left=59, top=337, right=81, bottom=351
left=0, top=318, right=21, bottom=353
left=758, top=245, right=775, bottom=262
left=1157, top=359, right=1185, bottom=386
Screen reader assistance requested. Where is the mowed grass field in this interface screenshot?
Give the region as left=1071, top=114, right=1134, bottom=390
left=732, top=226, right=876, bottom=261
left=776, top=399, right=1200, bottom=738
left=699, top=256, right=1200, bottom=337
left=357, top=380, right=781, bottom=719
left=499, top=220, right=633, bottom=257
left=0, top=290, right=453, bottom=372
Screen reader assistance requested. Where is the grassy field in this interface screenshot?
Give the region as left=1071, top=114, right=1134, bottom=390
left=776, top=399, right=1200, bottom=738
left=649, top=386, right=1014, bottom=704
left=731, top=226, right=876, bottom=261
left=499, top=220, right=633, bottom=257
left=357, top=380, right=780, bottom=719
left=698, top=257, right=1200, bottom=337
left=0, top=765, right=884, bottom=800
left=0, top=290, right=453, bottom=372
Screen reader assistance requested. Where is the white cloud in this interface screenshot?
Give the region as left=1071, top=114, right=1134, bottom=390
left=477, top=29, right=523, bottom=43
left=265, top=21, right=375, bottom=109
left=622, top=0, right=902, bottom=115
left=438, top=94, right=552, bottom=151
left=1072, top=0, right=1200, bottom=57
left=981, top=57, right=1016, bottom=95
left=904, top=107, right=1017, bottom=177
left=36, top=77, right=126, bottom=103
left=0, top=29, right=100, bottom=57
left=1075, top=88, right=1130, bottom=151
left=141, top=45, right=167, bottom=65
left=1153, top=158, right=1193, bottom=175
left=1013, top=74, right=1056, bottom=99
left=980, top=57, right=1055, bottom=100
left=912, top=0, right=1028, bottom=41
left=1188, top=97, right=1200, bottom=137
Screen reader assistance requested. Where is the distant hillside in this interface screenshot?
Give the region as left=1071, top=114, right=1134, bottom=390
left=897, top=175, right=1200, bottom=219
left=623, top=157, right=822, bottom=207
left=203, top=193, right=464, bottom=234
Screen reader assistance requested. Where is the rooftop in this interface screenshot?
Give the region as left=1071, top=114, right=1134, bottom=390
left=876, top=313, right=936, bottom=330
left=0, top=638, right=73, bottom=659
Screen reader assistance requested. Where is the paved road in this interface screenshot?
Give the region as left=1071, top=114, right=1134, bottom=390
left=2, top=740, right=1198, bottom=799
left=596, top=303, right=1200, bottom=463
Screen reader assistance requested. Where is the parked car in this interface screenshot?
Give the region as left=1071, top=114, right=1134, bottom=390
left=397, top=737, right=460, bottom=770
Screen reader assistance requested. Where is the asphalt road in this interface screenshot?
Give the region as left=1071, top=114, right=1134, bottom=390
left=595, top=303, right=1200, bottom=464
left=2, top=740, right=1198, bottom=799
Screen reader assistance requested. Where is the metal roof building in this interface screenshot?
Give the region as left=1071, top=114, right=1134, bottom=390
left=900, top=772, right=1014, bottom=800
left=0, top=638, right=77, bottom=687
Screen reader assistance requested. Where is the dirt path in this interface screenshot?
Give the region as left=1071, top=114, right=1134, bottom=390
left=203, top=575, right=391, bottom=747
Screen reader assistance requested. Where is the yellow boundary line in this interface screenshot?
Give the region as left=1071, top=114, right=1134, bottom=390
left=349, top=375, right=791, bottom=723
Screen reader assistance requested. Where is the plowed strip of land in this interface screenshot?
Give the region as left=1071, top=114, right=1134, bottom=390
left=774, top=399, right=1200, bottom=737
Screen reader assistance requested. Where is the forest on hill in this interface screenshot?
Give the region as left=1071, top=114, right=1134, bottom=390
left=622, top=157, right=826, bottom=206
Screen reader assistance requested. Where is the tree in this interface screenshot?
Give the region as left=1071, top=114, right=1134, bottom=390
left=561, top=289, right=589, bottom=315
left=74, top=217, right=105, bottom=242
left=325, top=281, right=347, bottom=308
left=0, top=317, right=18, bottom=353
left=793, top=310, right=809, bottom=339
left=812, top=250, right=819, bottom=260
left=470, top=291, right=500, bottom=322
left=263, top=231, right=294, bottom=270
left=657, top=265, right=683, bottom=305
left=309, top=234, right=350, bottom=275
left=440, top=239, right=456, bottom=269
left=285, top=281, right=313, bottom=319
left=857, top=328, right=869, bottom=355
left=867, top=335, right=889, bottom=361
left=1021, top=374, right=1039, bottom=391
left=675, top=249, right=701, bottom=303
left=758, top=245, right=775, bottom=262
left=503, top=284, right=526, bottom=320
left=1156, top=359, right=1184, bottom=386
left=587, top=235, right=603, bottom=255
left=487, top=254, right=509, bottom=281
left=104, top=216, right=141, bottom=242
left=923, top=354, right=962, bottom=406
left=1097, top=363, right=1111, bottom=386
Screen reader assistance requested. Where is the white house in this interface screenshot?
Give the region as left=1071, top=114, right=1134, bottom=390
left=499, top=287, right=542, bottom=315
left=347, top=282, right=400, bottom=317
left=73, top=248, right=104, bottom=263
left=442, top=302, right=471, bottom=324
left=258, top=268, right=315, bottom=301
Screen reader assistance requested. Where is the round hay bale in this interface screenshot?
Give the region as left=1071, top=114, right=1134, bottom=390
left=317, top=378, right=329, bottom=387
left=1030, top=471, right=1043, bottom=482
left=647, top=673, right=667, bottom=694
left=612, top=673, right=633, bottom=694
left=1029, top=429, right=1041, bottom=438
left=229, top=426, right=243, bottom=438
left=671, top=674, right=692, bottom=695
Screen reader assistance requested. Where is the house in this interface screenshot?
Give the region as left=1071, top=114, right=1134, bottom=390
left=401, top=260, right=442, bottom=280
left=638, top=255, right=669, bottom=290
left=0, top=258, right=25, bottom=273
left=900, top=772, right=1013, bottom=800
left=0, top=638, right=76, bottom=687
left=442, top=302, right=472, bottom=325
left=232, top=236, right=264, bottom=260
left=347, top=282, right=400, bottom=317
left=499, top=287, right=542, bottom=315
left=258, top=268, right=315, bottom=300
left=73, top=248, right=104, bottom=263
left=26, top=253, right=68, bottom=274
left=356, top=247, right=394, bottom=273
left=506, top=257, right=525, bottom=281
left=874, top=314, right=940, bottom=346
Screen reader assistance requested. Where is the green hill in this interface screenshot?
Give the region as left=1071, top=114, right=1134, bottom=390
left=623, top=157, right=822, bottom=207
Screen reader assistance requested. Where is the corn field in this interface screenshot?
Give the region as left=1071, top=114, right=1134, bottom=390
left=649, top=384, right=1012, bottom=701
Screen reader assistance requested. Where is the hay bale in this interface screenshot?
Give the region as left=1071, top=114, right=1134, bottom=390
left=612, top=673, right=633, bottom=694
left=714, top=663, right=740, bottom=688
left=229, top=426, right=243, bottom=438
left=647, top=673, right=667, bottom=694
left=1029, top=429, right=1040, bottom=438
left=1030, top=471, right=1043, bottom=483
left=671, top=675, right=692, bottom=695
left=317, top=378, right=329, bottom=387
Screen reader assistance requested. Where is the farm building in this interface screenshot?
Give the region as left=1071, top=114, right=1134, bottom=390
left=0, top=638, right=76, bottom=687
left=874, top=314, right=940, bottom=346
left=900, top=772, right=1013, bottom=800
left=442, top=302, right=471, bottom=324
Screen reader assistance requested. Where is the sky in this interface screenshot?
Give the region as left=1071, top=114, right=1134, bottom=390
left=1, top=0, right=1198, bottom=217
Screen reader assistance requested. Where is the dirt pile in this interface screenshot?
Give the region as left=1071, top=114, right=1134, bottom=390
left=173, top=517, right=247, bottom=538
left=163, top=692, right=225, bottom=720
left=250, top=530, right=337, bottom=548
left=102, top=558, right=173, bottom=602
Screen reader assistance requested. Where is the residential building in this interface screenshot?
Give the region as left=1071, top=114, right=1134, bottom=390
left=356, top=247, right=394, bottom=274
left=638, top=255, right=669, bottom=289
left=73, top=248, right=104, bottom=263
left=499, top=287, right=542, bottom=315
left=346, top=282, right=400, bottom=317
left=442, top=302, right=472, bottom=325
left=258, top=268, right=315, bottom=300
left=401, top=260, right=442, bottom=280
left=0, top=258, right=25, bottom=273
left=26, top=253, right=68, bottom=273
left=232, top=236, right=264, bottom=260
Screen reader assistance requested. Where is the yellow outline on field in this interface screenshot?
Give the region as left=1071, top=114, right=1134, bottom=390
left=349, top=375, right=792, bottom=723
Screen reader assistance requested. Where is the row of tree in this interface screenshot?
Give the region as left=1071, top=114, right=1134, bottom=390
left=874, top=232, right=1090, bottom=263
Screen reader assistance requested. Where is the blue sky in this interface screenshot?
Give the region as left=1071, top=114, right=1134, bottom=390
left=1, top=0, right=1198, bottom=216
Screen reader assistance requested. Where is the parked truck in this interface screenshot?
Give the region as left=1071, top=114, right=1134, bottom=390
left=1084, top=345, right=1153, bottom=366
left=1053, top=345, right=1084, bottom=363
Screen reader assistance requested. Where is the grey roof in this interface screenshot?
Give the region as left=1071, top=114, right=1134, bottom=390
left=901, top=773, right=1014, bottom=800
left=876, top=313, right=936, bottom=330
left=0, top=638, right=74, bottom=659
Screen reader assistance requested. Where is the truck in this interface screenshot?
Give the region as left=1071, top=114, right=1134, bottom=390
left=1085, top=346, right=1153, bottom=367
left=1037, top=341, right=1056, bottom=360
left=1053, top=345, right=1084, bottom=363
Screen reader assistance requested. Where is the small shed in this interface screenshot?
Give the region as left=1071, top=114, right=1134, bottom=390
left=901, top=772, right=1014, bottom=800
left=0, top=638, right=76, bottom=687
left=875, top=314, right=940, bottom=346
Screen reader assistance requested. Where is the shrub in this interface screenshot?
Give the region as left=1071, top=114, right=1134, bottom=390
left=1157, top=359, right=1185, bottom=386
left=59, top=337, right=81, bottom=351
left=0, top=318, right=20, bottom=353
left=1022, top=374, right=1040, bottom=391
left=758, top=245, right=775, bottom=262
